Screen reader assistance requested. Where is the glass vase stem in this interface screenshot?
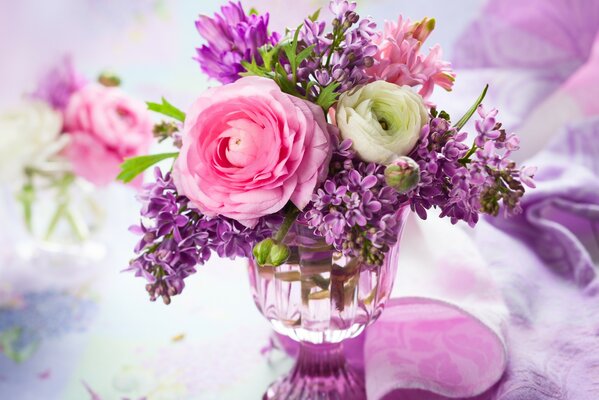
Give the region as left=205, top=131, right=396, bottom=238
left=264, top=342, right=366, bottom=400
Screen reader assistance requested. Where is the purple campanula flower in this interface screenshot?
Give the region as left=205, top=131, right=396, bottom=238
left=194, top=1, right=280, bottom=83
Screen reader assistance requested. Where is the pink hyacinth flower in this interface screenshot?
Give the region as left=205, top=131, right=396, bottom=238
left=366, top=16, right=456, bottom=101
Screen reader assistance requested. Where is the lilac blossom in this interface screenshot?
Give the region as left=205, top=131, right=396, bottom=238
left=297, top=0, right=379, bottom=98
left=301, top=138, right=405, bottom=266
left=405, top=106, right=535, bottom=226
left=126, top=167, right=280, bottom=304
left=194, top=1, right=280, bottom=83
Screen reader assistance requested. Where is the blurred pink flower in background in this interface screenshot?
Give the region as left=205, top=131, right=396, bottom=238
left=63, top=84, right=153, bottom=186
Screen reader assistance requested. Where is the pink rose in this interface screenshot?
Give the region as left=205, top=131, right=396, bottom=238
left=174, top=76, right=332, bottom=227
left=63, top=84, right=153, bottom=186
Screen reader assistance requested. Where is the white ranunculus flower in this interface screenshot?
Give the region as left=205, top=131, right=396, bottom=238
left=336, top=81, right=429, bottom=164
left=0, top=100, right=65, bottom=183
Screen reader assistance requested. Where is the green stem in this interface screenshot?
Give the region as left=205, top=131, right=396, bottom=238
left=453, top=84, right=489, bottom=132
left=325, top=25, right=345, bottom=68
left=64, top=209, right=87, bottom=242
left=44, top=202, right=68, bottom=240
left=274, top=206, right=300, bottom=243
left=23, top=201, right=33, bottom=233
left=19, top=183, right=34, bottom=233
left=458, top=144, right=478, bottom=165
left=44, top=172, right=75, bottom=241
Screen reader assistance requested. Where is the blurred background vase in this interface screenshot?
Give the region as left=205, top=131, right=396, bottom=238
left=0, top=168, right=106, bottom=363
left=5, top=166, right=107, bottom=268
left=248, top=206, right=410, bottom=400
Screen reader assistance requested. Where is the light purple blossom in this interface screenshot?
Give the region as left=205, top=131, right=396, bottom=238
left=405, top=107, right=533, bottom=225
left=298, top=0, right=379, bottom=98
left=126, top=168, right=280, bottom=303
left=301, top=139, right=404, bottom=266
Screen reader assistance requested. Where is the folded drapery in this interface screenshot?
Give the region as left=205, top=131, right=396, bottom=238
left=363, top=217, right=508, bottom=399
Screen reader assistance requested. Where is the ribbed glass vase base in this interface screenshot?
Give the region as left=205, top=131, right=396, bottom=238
left=263, top=342, right=366, bottom=400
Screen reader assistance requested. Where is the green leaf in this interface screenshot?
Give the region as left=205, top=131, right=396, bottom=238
left=274, top=63, right=300, bottom=97
left=249, top=7, right=259, bottom=15
left=308, top=8, right=321, bottom=22
left=117, top=152, right=179, bottom=183
left=260, top=44, right=281, bottom=71
left=305, top=80, right=318, bottom=97
left=283, top=23, right=305, bottom=83
left=453, top=84, right=488, bottom=132
left=146, top=98, right=186, bottom=122
left=16, top=181, right=35, bottom=232
left=296, top=44, right=316, bottom=65
left=316, top=82, right=341, bottom=110
left=291, top=23, right=303, bottom=54
left=240, top=58, right=268, bottom=77
left=283, top=44, right=296, bottom=72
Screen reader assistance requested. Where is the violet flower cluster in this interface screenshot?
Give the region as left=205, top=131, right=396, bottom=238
left=299, top=0, right=379, bottom=96
left=127, top=168, right=279, bottom=304
left=406, top=106, right=536, bottom=226
left=31, top=57, right=86, bottom=111
left=302, top=138, right=404, bottom=267
left=194, top=1, right=280, bottom=83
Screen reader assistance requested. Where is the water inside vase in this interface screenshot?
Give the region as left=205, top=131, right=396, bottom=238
left=248, top=215, right=404, bottom=344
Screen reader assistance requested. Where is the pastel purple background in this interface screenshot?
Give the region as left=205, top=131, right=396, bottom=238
left=1, top=0, right=599, bottom=399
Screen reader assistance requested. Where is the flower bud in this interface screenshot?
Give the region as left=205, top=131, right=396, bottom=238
left=268, top=243, right=290, bottom=266
left=98, top=72, right=121, bottom=87
left=253, top=238, right=291, bottom=267
left=253, top=238, right=274, bottom=266
left=411, top=17, right=436, bottom=43
left=346, top=11, right=359, bottom=24
left=384, top=156, right=420, bottom=194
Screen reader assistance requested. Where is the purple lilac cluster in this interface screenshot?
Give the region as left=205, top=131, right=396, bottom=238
left=299, top=0, right=378, bottom=96
left=302, top=138, right=404, bottom=266
left=126, top=168, right=278, bottom=304
left=194, top=1, right=280, bottom=84
left=406, top=106, right=535, bottom=226
left=31, top=57, right=86, bottom=111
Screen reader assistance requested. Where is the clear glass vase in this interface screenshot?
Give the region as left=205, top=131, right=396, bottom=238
left=248, top=206, right=410, bottom=400
left=7, top=172, right=106, bottom=267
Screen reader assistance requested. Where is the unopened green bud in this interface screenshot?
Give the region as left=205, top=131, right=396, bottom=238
left=98, top=72, right=121, bottom=87
left=384, top=156, right=420, bottom=194
left=411, top=17, right=436, bottom=43
left=268, top=242, right=290, bottom=266
left=253, top=238, right=274, bottom=266
left=253, top=238, right=290, bottom=267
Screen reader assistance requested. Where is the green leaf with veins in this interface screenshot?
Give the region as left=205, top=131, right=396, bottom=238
left=117, top=152, right=179, bottom=183
left=316, top=82, right=341, bottom=110
left=308, top=8, right=321, bottom=22
left=146, top=98, right=186, bottom=122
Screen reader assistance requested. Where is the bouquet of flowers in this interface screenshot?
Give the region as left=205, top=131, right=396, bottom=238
left=0, top=59, right=153, bottom=242
left=121, top=0, right=536, bottom=305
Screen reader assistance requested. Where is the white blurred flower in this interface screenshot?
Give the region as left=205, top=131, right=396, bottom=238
left=0, top=100, right=67, bottom=183
left=336, top=81, right=429, bottom=164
